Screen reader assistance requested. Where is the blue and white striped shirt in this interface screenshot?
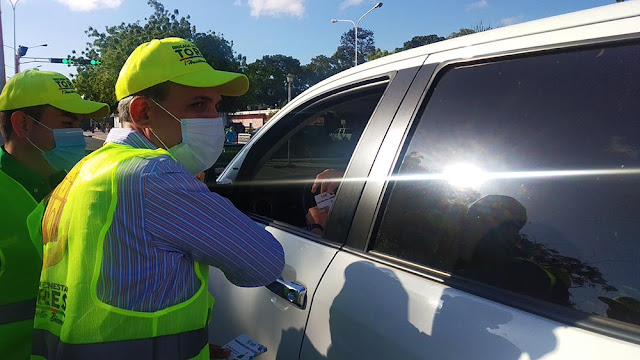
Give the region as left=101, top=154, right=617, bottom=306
left=96, top=128, right=285, bottom=312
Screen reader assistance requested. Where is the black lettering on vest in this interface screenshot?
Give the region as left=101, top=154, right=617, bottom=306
left=174, top=49, right=184, bottom=58
left=51, top=290, right=61, bottom=309
left=61, top=293, right=67, bottom=311
left=184, top=48, right=194, bottom=56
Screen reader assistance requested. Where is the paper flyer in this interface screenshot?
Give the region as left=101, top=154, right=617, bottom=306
left=314, top=192, right=336, bottom=210
left=221, top=334, right=267, bottom=360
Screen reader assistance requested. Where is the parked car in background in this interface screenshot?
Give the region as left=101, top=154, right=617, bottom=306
left=329, top=127, right=352, bottom=141
left=207, top=2, right=640, bottom=359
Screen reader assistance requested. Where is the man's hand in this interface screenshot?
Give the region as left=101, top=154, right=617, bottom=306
left=210, top=344, right=231, bottom=359
left=306, top=206, right=329, bottom=229
left=311, top=169, right=344, bottom=195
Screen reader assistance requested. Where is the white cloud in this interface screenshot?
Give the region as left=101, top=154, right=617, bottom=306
left=340, top=0, right=364, bottom=10
left=466, top=0, right=488, bottom=11
left=234, top=0, right=243, bottom=6
left=500, top=15, right=524, bottom=26
left=248, top=0, right=306, bottom=18
left=54, top=0, right=123, bottom=12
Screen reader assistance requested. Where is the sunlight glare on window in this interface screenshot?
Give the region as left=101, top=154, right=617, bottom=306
left=442, top=163, right=487, bottom=189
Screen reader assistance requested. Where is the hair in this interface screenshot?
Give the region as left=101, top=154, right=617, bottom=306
left=117, top=81, right=172, bottom=124
left=0, top=105, right=48, bottom=142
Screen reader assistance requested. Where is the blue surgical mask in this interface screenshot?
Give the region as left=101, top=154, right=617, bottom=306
left=27, top=116, right=86, bottom=172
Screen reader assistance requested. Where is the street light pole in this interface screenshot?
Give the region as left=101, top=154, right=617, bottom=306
left=9, top=0, right=21, bottom=75
left=331, top=2, right=383, bottom=67
left=0, top=2, right=6, bottom=88
left=286, top=73, right=294, bottom=103
left=331, top=19, right=355, bottom=66
left=286, top=74, right=294, bottom=167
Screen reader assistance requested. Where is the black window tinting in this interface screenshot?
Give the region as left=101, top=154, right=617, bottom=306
left=373, top=43, right=640, bottom=326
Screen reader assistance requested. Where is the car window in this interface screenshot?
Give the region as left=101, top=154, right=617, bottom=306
left=371, top=42, right=640, bottom=327
left=233, top=82, right=388, bottom=236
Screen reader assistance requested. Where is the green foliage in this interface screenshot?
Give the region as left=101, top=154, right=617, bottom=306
left=447, top=22, right=495, bottom=39
left=244, top=55, right=303, bottom=109
left=397, top=34, right=445, bottom=51
left=301, top=55, right=341, bottom=89
left=447, top=28, right=477, bottom=39
left=72, top=0, right=244, bottom=113
left=365, top=48, right=393, bottom=61
left=333, top=27, right=376, bottom=70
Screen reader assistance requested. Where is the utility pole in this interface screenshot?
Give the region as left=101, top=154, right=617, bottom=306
left=0, top=2, right=6, bottom=88
left=10, top=0, right=20, bottom=74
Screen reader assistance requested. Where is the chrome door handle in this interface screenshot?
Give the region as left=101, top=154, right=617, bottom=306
left=267, top=279, right=307, bottom=309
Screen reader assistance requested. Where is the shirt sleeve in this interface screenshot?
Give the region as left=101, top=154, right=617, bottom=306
left=142, top=156, right=285, bottom=288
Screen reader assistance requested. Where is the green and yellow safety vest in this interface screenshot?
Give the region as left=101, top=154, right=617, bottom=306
left=29, top=143, right=213, bottom=360
left=0, top=170, right=42, bottom=360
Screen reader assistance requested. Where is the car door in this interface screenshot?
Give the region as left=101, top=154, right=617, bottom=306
left=207, top=68, right=422, bottom=360
left=300, top=39, right=640, bottom=358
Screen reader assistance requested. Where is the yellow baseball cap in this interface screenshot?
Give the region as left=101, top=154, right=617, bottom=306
left=115, top=37, right=249, bottom=100
left=0, top=69, right=109, bottom=118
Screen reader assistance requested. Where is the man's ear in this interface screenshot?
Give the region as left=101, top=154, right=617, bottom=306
left=129, top=97, right=153, bottom=128
left=10, top=111, right=34, bottom=139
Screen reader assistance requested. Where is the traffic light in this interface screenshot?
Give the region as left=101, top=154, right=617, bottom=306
left=49, top=57, right=101, bottom=66
left=17, top=46, right=28, bottom=57
left=75, top=58, right=101, bottom=65
left=49, top=58, right=74, bottom=65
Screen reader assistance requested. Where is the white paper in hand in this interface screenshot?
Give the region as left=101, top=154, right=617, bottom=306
left=314, top=192, right=336, bottom=210
left=221, top=334, right=267, bottom=360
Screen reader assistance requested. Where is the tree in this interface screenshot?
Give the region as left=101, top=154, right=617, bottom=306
left=365, top=48, right=392, bottom=61
left=447, top=28, right=477, bottom=39
left=244, top=55, right=303, bottom=109
left=72, top=0, right=245, bottom=113
left=333, top=27, right=376, bottom=71
left=396, top=34, right=445, bottom=51
left=301, top=55, right=340, bottom=90
left=447, top=22, right=495, bottom=39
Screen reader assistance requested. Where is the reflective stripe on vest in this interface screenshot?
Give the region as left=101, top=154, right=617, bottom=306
left=32, top=327, right=208, bottom=360
left=0, top=298, right=36, bottom=324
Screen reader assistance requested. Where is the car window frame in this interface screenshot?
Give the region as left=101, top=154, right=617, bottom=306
left=219, top=69, right=423, bottom=246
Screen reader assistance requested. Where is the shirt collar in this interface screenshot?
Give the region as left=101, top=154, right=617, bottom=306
left=0, top=146, right=64, bottom=202
left=105, top=128, right=158, bottom=150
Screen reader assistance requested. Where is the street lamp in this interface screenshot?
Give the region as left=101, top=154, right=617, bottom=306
left=9, top=0, right=21, bottom=74
left=286, top=73, right=294, bottom=103
left=331, top=2, right=383, bottom=67
left=285, top=73, right=294, bottom=167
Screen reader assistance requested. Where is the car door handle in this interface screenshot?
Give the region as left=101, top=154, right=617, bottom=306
left=267, top=278, right=307, bottom=310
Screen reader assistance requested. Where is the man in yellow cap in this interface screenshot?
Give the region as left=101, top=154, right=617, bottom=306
left=30, top=38, right=285, bottom=359
left=0, top=69, right=109, bottom=359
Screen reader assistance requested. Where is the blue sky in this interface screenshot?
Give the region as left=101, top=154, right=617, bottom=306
left=0, top=0, right=624, bottom=80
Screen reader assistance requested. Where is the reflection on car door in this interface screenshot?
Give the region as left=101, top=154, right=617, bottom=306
left=300, top=42, right=640, bottom=359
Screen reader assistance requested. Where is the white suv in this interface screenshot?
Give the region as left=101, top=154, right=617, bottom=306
left=208, top=2, right=640, bottom=359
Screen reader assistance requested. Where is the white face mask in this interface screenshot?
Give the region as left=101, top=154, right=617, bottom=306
left=150, top=99, right=225, bottom=175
